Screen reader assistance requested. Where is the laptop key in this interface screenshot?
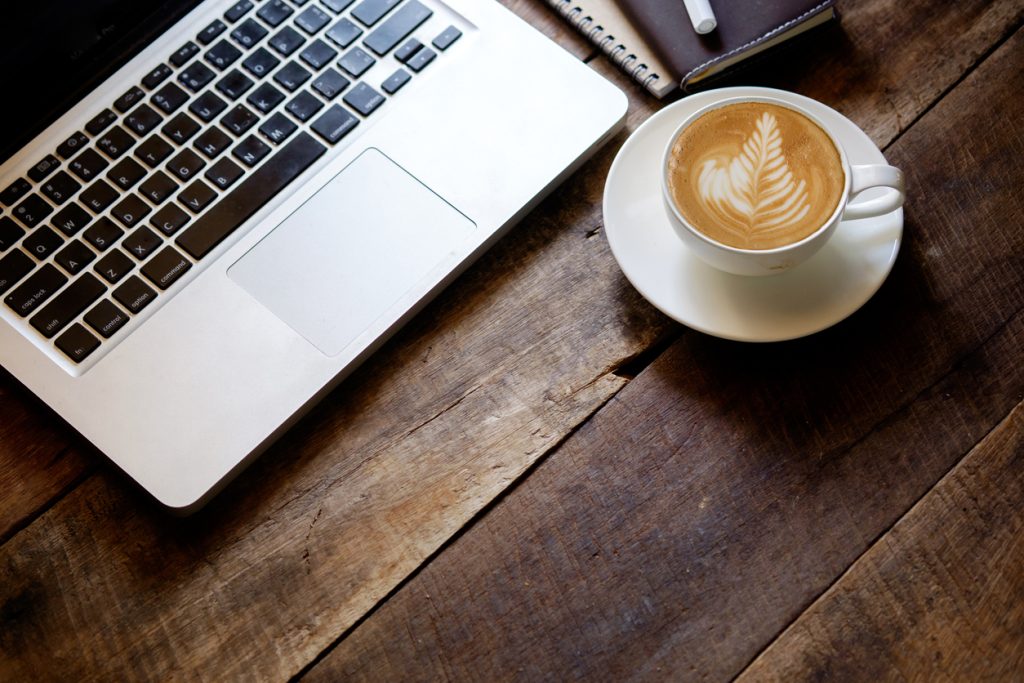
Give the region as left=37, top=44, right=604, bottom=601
left=55, top=323, right=101, bottom=363
left=205, top=40, right=243, bottom=70
left=141, top=246, right=192, bottom=290
left=69, top=149, right=109, bottom=182
left=139, top=171, right=179, bottom=204
left=195, top=127, right=234, bottom=158
left=180, top=62, right=217, bottom=92
left=0, top=217, right=25, bottom=251
left=95, top=249, right=134, bottom=283
left=162, top=113, right=202, bottom=145
left=28, top=155, right=61, bottom=183
left=257, top=0, right=294, bottom=27
left=406, top=46, right=436, bottom=72
left=13, top=194, right=54, bottom=228
left=111, top=194, right=152, bottom=228
left=113, top=275, right=157, bottom=314
left=189, top=91, right=229, bottom=122
left=394, top=38, right=422, bottom=63
left=178, top=179, right=218, bottom=213
left=432, top=25, right=462, bottom=51
left=343, top=82, right=385, bottom=116
left=221, top=104, right=260, bottom=136
left=167, top=149, right=206, bottom=180
left=311, top=104, right=358, bottom=143
left=325, top=19, right=362, bottom=48
left=232, top=136, right=271, bottom=167
left=152, top=82, right=189, bottom=114
left=247, top=81, right=286, bottom=113
left=274, top=62, right=313, bottom=91
left=381, top=68, right=410, bottom=94
left=197, top=19, right=228, bottom=46
left=363, top=0, right=432, bottom=56
left=351, top=0, right=402, bottom=26
left=122, top=226, right=162, bottom=260
left=217, top=70, right=255, bottom=100
left=224, top=0, right=254, bottom=23
left=136, top=135, right=175, bottom=168
left=296, top=6, right=331, bottom=34
left=80, top=180, right=119, bottom=213
left=271, top=27, right=306, bottom=57
left=312, top=68, right=350, bottom=99
left=54, top=239, right=96, bottom=275
left=0, top=250, right=34, bottom=294
left=322, top=0, right=357, bottom=12
left=40, top=171, right=82, bottom=205
left=85, top=109, right=118, bottom=136
left=108, top=158, right=147, bottom=190
left=97, top=126, right=136, bottom=160
left=1, top=179, right=32, bottom=207
left=142, top=63, right=173, bottom=90
left=4, top=264, right=67, bottom=316
left=169, top=41, right=200, bottom=67
left=85, top=299, right=129, bottom=338
left=151, top=204, right=191, bottom=237
left=231, top=17, right=268, bottom=48
left=113, top=86, right=146, bottom=113
left=30, top=273, right=106, bottom=339
left=300, top=39, right=338, bottom=70
left=338, top=48, right=375, bottom=78
left=125, top=103, right=164, bottom=136
left=53, top=203, right=92, bottom=236
left=176, top=132, right=326, bottom=259
left=285, top=91, right=324, bottom=122
left=23, top=227, right=63, bottom=260
left=83, top=217, right=123, bottom=252
left=56, top=132, right=89, bottom=160
left=243, top=47, right=281, bottom=78
left=204, top=157, right=245, bottom=190
left=259, top=112, right=298, bottom=144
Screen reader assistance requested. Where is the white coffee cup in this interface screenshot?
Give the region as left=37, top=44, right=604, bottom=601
left=661, top=96, right=905, bottom=277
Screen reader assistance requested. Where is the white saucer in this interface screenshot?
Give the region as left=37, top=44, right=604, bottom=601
left=603, top=86, right=903, bottom=342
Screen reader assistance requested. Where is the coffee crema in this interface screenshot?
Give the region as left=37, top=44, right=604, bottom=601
left=666, top=102, right=844, bottom=250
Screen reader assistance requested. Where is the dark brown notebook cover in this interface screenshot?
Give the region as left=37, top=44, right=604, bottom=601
left=618, top=0, right=836, bottom=89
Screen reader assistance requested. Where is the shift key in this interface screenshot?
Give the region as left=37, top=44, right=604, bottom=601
left=30, top=273, right=106, bottom=338
left=4, top=264, right=68, bottom=317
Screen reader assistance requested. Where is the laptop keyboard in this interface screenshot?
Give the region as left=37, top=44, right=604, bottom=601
left=0, top=0, right=462, bottom=365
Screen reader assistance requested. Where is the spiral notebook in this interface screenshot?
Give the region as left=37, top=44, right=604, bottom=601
left=547, top=0, right=836, bottom=98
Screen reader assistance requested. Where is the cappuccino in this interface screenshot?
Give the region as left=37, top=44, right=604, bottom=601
left=666, top=102, right=844, bottom=250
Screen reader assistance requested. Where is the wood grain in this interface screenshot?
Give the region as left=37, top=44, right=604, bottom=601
left=304, top=25, right=1024, bottom=682
left=739, top=401, right=1024, bottom=681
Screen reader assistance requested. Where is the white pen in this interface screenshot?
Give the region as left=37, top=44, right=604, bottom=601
left=683, top=0, right=717, bottom=34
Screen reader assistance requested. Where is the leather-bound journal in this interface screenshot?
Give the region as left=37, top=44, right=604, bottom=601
left=545, top=0, right=836, bottom=98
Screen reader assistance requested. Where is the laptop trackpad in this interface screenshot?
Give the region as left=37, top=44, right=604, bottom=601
left=228, top=148, right=475, bottom=357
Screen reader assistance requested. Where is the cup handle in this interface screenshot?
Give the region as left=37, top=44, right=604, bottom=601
left=843, top=164, right=906, bottom=220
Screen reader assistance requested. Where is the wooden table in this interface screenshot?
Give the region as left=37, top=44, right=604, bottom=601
left=3, top=0, right=1023, bottom=679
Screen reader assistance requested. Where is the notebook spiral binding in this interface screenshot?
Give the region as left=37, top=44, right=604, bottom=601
left=550, top=0, right=662, bottom=93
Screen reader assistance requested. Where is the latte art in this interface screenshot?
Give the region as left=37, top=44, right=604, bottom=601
left=667, top=102, right=844, bottom=250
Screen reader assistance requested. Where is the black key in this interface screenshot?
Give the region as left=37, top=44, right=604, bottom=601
left=141, top=246, right=192, bottom=290
left=351, top=0, right=401, bottom=26
left=338, top=47, right=375, bottom=77
left=364, top=0, right=432, bottom=56
left=30, top=273, right=105, bottom=338
left=232, top=136, right=271, bottom=167
left=169, top=41, right=200, bottom=67
left=198, top=19, right=228, bottom=46
left=381, top=68, right=410, bottom=94
left=231, top=17, right=268, bottom=49
left=142, top=63, right=173, bottom=90
left=52, top=203, right=92, bottom=236
left=83, top=217, right=124, bottom=252
left=179, top=61, right=217, bottom=92
left=54, top=239, right=96, bottom=276
left=85, top=109, right=118, bottom=136
left=28, top=155, right=61, bottom=183
left=296, top=6, right=331, bottom=34
left=13, top=194, right=54, bottom=228
left=56, top=132, right=89, bottom=160
left=113, top=276, right=157, bottom=314
left=270, top=27, right=306, bottom=57
left=325, top=18, right=362, bottom=48
left=299, top=38, right=338, bottom=69
left=162, top=112, right=203, bottom=144
left=84, top=299, right=129, bottom=338
left=0, top=216, right=25, bottom=251
left=257, top=0, right=294, bottom=27
left=221, top=104, right=260, bottom=135
left=322, top=0, right=356, bottom=12
left=151, top=204, right=191, bottom=236
left=189, top=90, right=229, bottom=122
left=176, top=132, right=325, bottom=259
left=167, top=149, right=206, bottom=181
left=125, top=103, right=163, bottom=136
left=406, top=46, right=436, bottom=72
left=69, top=149, right=109, bottom=182
left=1, top=178, right=32, bottom=206
left=343, top=82, right=385, bottom=116
left=205, top=39, right=243, bottom=70
left=217, top=70, right=255, bottom=101
left=311, top=104, right=358, bottom=143
left=432, top=25, right=462, bottom=51
left=178, top=179, right=218, bottom=213
left=40, top=171, right=82, bottom=205
left=107, top=158, right=147, bottom=190
left=224, top=1, right=254, bottom=23
left=23, top=227, right=63, bottom=260
left=55, top=324, right=101, bottom=363
left=122, top=226, right=162, bottom=260
left=4, top=264, right=67, bottom=316
left=0, top=250, right=34, bottom=294
left=95, top=249, right=134, bottom=283
left=152, top=82, right=189, bottom=114
left=194, top=127, right=233, bottom=158
left=139, top=171, right=179, bottom=204
left=135, top=135, right=175, bottom=168
left=242, top=47, right=280, bottom=77
left=111, top=194, right=152, bottom=228
left=97, top=126, right=136, bottom=160
left=259, top=112, right=298, bottom=144
left=205, top=157, right=245, bottom=190
left=247, top=81, right=287, bottom=113
left=286, top=91, right=324, bottom=121
left=80, top=180, right=119, bottom=213
left=312, top=68, right=350, bottom=99
left=113, top=86, right=146, bottom=113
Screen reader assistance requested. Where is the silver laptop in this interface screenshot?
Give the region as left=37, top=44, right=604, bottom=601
left=0, top=0, right=625, bottom=512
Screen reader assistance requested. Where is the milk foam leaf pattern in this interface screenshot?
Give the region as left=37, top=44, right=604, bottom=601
left=696, top=112, right=811, bottom=243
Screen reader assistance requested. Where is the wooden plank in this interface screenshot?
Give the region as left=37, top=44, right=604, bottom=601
left=739, top=401, right=1024, bottom=681
left=303, top=26, right=1024, bottom=682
